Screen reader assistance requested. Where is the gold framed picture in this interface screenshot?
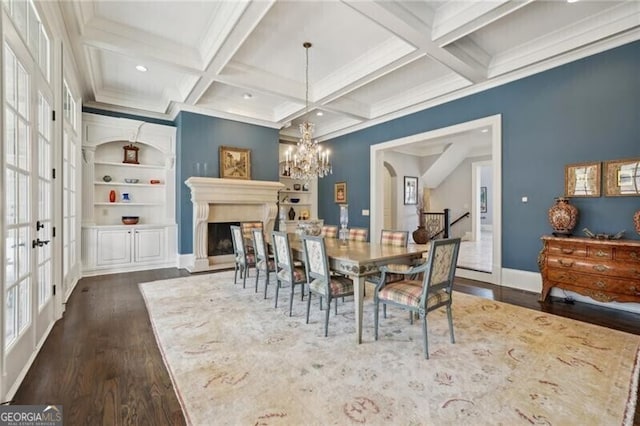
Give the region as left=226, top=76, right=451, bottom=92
left=564, top=161, right=601, bottom=197
left=219, top=146, right=251, bottom=180
left=334, top=181, right=347, bottom=203
left=604, top=157, right=640, bottom=196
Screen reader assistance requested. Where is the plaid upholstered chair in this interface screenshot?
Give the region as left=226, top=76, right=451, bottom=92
left=374, top=238, right=461, bottom=359
left=302, top=235, right=354, bottom=337
left=320, top=225, right=338, bottom=238
left=365, top=230, right=412, bottom=293
left=241, top=221, right=263, bottom=253
left=348, top=227, right=368, bottom=242
left=252, top=229, right=276, bottom=298
left=271, top=231, right=307, bottom=316
left=230, top=225, right=255, bottom=288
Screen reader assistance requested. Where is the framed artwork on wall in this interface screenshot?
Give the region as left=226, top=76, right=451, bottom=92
left=604, top=157, right=640, bottom=196
left=404, top=176, right=418, bottom=205
left=334, top=181, right=347, bottom=203
left=564, top=161, right=601, bottom=197
left=219, top=146, right=251, bottom=180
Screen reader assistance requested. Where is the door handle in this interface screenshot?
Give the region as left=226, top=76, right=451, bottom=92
left=32, top=238, right=50, bottom=248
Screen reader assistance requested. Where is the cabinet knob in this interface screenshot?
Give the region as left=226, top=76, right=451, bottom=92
left=630, top=252, right=639, bottom=260
left=595, top=280, right=606, bottom=289
left=558, top=259, right=574, bottom=267
left=595, top=250, right=608, bottom=257
left=560, top=248, right=574, bottom=254
left=592, top=264, right=608, bottom=273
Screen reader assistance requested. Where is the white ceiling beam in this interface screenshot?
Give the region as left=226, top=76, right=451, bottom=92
left=432, top=0, right=534, bottom=46
left=344, top=0, right=487, bottom=83
left=185, top=1, right=275, bottom=105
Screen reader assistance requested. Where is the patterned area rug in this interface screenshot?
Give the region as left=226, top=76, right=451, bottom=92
left=140, top=271, right=639, bottom=425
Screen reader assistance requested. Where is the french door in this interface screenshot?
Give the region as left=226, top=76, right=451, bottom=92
left=3, top=39, right=55, bottom=393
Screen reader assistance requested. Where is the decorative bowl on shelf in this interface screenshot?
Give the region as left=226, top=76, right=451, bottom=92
left=102, top=175, right=112, bottom=182
left=124, top=178, right=139, bottom=184
left=293, top=184, right=301, bottom=190
left=150, top=179, right=161, bottom=184
left=290, top=198, right=300, bottom=203
left=122, top=216, right=139, bottom=225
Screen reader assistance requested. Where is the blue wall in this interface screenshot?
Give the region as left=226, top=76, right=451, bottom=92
left=319, top=40, right=640, bottom=272
left=175, top=111, right=280, bottom=254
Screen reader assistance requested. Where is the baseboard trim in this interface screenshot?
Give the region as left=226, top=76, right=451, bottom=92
left=178, top=254, right=193, bottom=270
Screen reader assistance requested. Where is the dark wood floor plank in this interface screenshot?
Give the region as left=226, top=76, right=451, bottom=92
left=11, top=268, right=640, bottom=425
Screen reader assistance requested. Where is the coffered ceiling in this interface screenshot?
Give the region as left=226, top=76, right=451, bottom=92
left=60, top=0, right=640, bottom=141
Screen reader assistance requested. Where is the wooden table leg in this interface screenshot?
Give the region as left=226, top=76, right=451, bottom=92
left=353, top=275, right=365, bottom=344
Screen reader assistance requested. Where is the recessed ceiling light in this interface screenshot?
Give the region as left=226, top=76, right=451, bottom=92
left=481, top=128, right=489, bottom=133
left=243, top=93, right=253, bottom=100
left=135, top=65, right=147, bottom=72
left=316, top=111, right=324, bottom=117
left=567, top=0, right=579, bottom=3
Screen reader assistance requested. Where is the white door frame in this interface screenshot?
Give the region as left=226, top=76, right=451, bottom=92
left=370, top=114, right=502, bottom=284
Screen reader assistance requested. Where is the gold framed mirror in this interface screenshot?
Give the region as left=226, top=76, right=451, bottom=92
left=565, top=161, right=601, bottom=197
left=604, top=157, right=640, bottom=196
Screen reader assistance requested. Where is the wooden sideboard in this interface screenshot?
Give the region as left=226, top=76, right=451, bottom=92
left=538, top=235, right=640, bottom=303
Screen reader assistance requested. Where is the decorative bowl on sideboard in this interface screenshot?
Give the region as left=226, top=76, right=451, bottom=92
left=122, top=216, right=139, bottom=225
left=124, top=178, right=139, bottom=183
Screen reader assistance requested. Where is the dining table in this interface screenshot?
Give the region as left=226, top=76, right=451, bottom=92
left=288, top=235, right=430, bottom=344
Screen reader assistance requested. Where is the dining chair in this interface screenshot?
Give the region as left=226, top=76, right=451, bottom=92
left=302, top=235, right=354, bottom=337
left=240, top=221, right=263, bottom=253
left=365, top=230, right=412, bottom=294
left=348, top=227, right=368, bottom=242
left=320, top=225, right=338, bottom=238
left=230, top=225, right=255, bottom=288
left=374, top=238, right=461, bottom=359
left=252, top=229, right=276, bottom=298
left=271, top=231, right=307, bottom=316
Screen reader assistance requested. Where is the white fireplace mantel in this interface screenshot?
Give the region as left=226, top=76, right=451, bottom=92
left=184, top=177, right=284, bottom=272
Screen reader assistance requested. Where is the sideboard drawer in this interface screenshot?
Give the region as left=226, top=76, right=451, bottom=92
left=587, top=246, right=613, bottom=260
left=547, top=242, right=587, bottom=258
left=615, top=247, right=640, bottom=264
left=547, top=269, right=640, bottom=296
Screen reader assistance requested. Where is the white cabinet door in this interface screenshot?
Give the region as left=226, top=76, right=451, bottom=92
left=96, top=229, right=132, bottom=266
left=134, top=228, right=164, bottom=263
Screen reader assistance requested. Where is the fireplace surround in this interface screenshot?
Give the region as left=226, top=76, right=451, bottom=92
left=184, top=177, right=284, bottom=272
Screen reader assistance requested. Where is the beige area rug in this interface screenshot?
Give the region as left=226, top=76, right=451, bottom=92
left=140, top=271, right=640, bottom=425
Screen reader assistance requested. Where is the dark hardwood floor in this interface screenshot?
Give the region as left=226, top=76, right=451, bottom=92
left=12, top=268, right=640, bottom=425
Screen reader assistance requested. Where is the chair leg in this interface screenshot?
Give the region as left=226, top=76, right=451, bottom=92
left=289, top=284, right=295, bottom=317
left=334, top=297, right=338, bottom=315
left=263, top=270, right=270, bottom=299
left=306, top=292, right=312, bottom=324
left=234, top=264, right=238, bottom=284
left=255, top=268, right=260, bottom=293
left=422, top=315, right=429, bottom=359
left=383, top=304, right=387, bottom=319
left=242, top=265, right=247, bottom=288
left=409, top=310, right=414, bottom=325
left=274, top=282, right=280, bottom=308
left=324, top=299, right=331, bottom=337
left=374, top=300, right=379, bottom=340
left=319, top=297, right=323, bottom=311
left=447, top=305, right=455, bottom=343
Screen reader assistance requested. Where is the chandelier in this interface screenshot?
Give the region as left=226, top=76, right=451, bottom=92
left=282, top=42, right=332, bottom=181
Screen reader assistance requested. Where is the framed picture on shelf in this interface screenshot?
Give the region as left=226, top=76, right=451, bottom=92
left=334, top=182, right=347, bottom=203
left=564, top=161, right=601, bottom=197
left=603, top=157, right=640, bottom=196
left=219, top=146, right=251, bottom=180
left=404, top=176, right=418, bottom=205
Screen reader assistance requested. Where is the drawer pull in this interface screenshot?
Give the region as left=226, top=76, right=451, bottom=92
left=558, top=259, right=574, bottom=267
left=593, top=265, right=608, bottom=273
left=595, top=280, right=606, bottom=289
left=631, top=252, right=639, bottom=260
left=595, top=250, right=608, bottom=258
left=560, top=248, right=574, bottom=254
